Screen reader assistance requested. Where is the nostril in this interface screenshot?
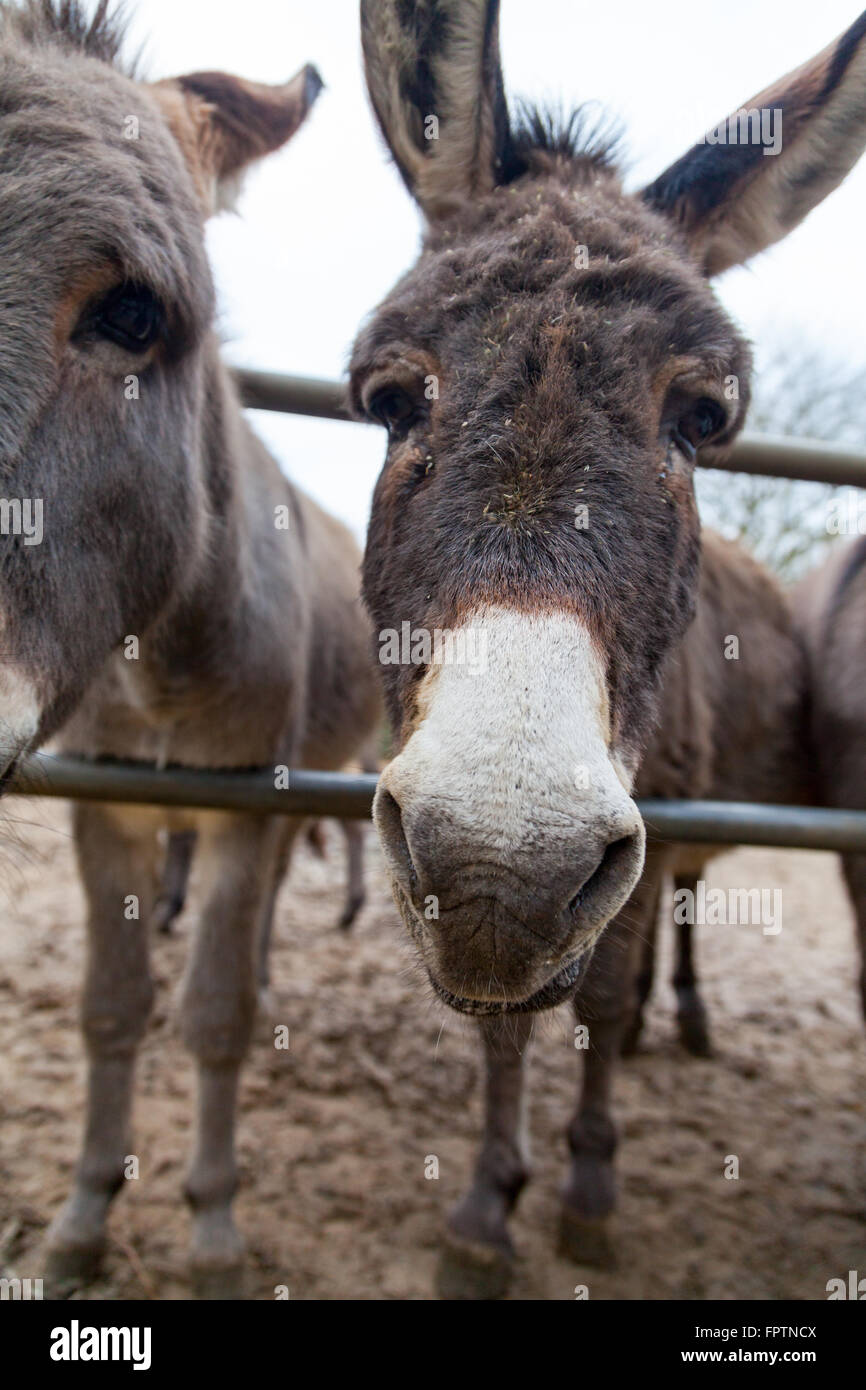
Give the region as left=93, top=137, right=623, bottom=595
left=375, top=788, right=419, bottom=899
left=569, top=832, right=642, bottom=917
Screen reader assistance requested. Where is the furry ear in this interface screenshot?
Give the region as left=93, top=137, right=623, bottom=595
left=360, top=0, right=511, bottom=219
left=642, top=11, right=866, bottom=276
left=152, top=63, right=323, bottom=215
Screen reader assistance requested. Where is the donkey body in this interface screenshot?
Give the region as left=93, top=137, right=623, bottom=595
left=798, top=537, right=866, bottom=1019
left=354, top=0, right=866, bottom=1291
left=0, top=1, right=379, bottom=1294
left=624, top=535, right=815, bottom=1057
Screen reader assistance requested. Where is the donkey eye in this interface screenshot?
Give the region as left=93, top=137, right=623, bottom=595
left=672, top=398, right=727, bottom=460
left=368, top=386, right=419, bottom=433
left=93, top=284, right=163, bottom=353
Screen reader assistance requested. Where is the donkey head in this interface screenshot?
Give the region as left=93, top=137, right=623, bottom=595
left=0, top=0, right=321, bottom=778
left=352, top=0, right=866, bottom=1014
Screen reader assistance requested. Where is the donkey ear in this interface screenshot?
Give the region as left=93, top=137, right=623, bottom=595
left=642, top=11, right=866, bottom=277
left=360, top=0, right=511, bottom=218
left=151, top=64, right=323, bottom=215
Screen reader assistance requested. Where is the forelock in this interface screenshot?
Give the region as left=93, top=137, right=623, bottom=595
left=0, top=0, right=132, bottom=70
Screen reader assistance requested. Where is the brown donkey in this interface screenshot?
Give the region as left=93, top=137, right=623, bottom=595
left=0, top=1, right=379, bottom=1295
left=623, top=536, right=814, bottom=1060
left=353, top=0, right=866, bottom=1287
left=798, top=536, right=866, bottom=1020
left=437, top=532, right=812, bottom=1296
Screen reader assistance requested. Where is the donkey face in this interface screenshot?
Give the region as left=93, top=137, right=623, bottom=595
left=353, top=0, right=866, bottom=1014
left=0, top=0, right=320, bottom=776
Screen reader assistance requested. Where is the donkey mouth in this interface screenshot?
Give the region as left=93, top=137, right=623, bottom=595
left=429, top=954, right=582, bottom=1017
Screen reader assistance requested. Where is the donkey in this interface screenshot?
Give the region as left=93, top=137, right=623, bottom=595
left=798, top=536, right=866, bottom=1021
left=621, top=854, right=717, bottom=1058
left=622, top=534, right=813, bottom=1057
left=352, top=0, right=866, bottom=1289
left=623, top=538, right=816, bottom=1059
left=152, top=809, right=372, bottom=939
left=434, top=531, right=811, bottom=1296
left=0, top=0, right=380, bottom=1296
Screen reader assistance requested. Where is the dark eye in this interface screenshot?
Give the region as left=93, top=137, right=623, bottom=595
left=93, top=283, right=163, bottom=353
left=368, top=386, right=419, bottom=434
left=672, top=397, right=727, bottom=461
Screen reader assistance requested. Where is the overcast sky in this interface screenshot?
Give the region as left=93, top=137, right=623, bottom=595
left=125, top=0, right=866, bottom=541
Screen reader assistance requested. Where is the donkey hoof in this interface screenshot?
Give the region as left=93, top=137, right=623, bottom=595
left=191, top=1261, right=245, bottom=1300
left=437, top=1232, right=514, bottom=1300
left=620, top=1017, right=643, bottom=1056
left=557, top=1207, right=616, bottom=1268
left=150, top=898, right=181, bottom=935
left=337, top=896, right=364, bottom=931
left=677, top=1003, right=712, bottom=1057
left=44, top=1241, right=105, bottom=1296
left=190, top=1211, right=246, bottom=1300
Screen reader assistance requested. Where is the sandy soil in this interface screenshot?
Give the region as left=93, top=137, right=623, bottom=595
left=0, top=799, right=864, bottom=1301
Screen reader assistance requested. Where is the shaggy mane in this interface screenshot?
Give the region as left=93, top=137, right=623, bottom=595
left=501, top=100, right=625, bottom=183
left=0, top=0, right=130, bottom=66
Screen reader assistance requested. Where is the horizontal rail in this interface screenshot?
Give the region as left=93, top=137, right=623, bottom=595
left=639, top=800, right=866, bottom=853
left=237, top=370, right=351, bottom=422
left=9, top=754, right=376, bottom=820
left=233, top=369, right=866, bottom=489
left=709, top=433, right=866, bottom=488
left=8, top=755, right=866, bottom=851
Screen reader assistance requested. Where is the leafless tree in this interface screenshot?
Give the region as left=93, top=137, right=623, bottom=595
left=696, top=343, right=866, bottom=580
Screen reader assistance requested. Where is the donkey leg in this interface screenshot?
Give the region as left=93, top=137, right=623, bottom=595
left=337, top=820, right=365, bottom=930
left=181, top=813, right=285, bottom=1298
left=672, top=871, right=712, bottom=1056
left=620, top=877, right=662, bottom=1056
left=842, top=852, right=866, bottom=1023
left=438, top=1013, right=533, bottom=1300
left=150, top=829, right=197, bottom=935
left=560, top=850, right=665, bottom=1265
left=254, top=817, right=300, bottom=1008
left=45, top=804, right=159, bottom=1293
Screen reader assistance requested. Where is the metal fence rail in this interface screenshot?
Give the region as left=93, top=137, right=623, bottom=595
left=9, top=754, right=866, bottom=852
left=5, top=370, right=861, bottom=853
left=234, top=369, right=866, bottom=489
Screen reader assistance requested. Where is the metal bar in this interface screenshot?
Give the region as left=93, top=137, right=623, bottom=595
left=236, top=369, right=350, bottom=422
left=639, top=800, right=866, bottom=853
left=233, top=368, right=866, bottom=489
left=711, top=433, right=866, bottom=488
left=8, top=754, right=866, bottom=851
left=9, top=754, right=377, bottom=819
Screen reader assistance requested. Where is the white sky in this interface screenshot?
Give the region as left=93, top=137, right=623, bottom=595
left=126, top=0, right=866, bottom=542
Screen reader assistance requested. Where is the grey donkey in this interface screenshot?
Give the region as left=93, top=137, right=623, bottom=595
left=0, top=1, right=380, bottom=1296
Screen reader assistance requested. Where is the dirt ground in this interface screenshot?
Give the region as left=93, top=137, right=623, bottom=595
left=0, top=798, right=864, bottom=1301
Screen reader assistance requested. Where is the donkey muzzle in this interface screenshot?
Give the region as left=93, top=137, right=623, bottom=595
left=373, top=608, right=646, bottom=1011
